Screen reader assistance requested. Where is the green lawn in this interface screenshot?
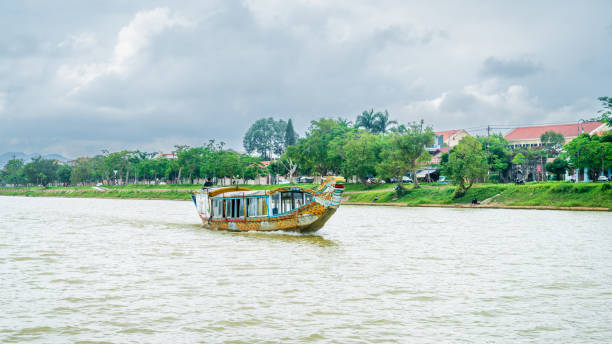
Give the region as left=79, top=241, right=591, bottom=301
left=344, top=182, right=612, bottom=209
left=3, top=181, right=611, bottom=209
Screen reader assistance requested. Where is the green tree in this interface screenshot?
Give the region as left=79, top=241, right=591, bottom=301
left=89, top=155, right=106, bottom=183
left=376, top=135, right=403, bottom=186
left=56, top=165, right=72, bottom=184
left=103, top=150, right=133, bottom=185
left=70, top=161, right=92, bottom=185
left=592, top=96, right=612, bottom=126
left=22, top=157, right=59, bottom=187
left=284, top=118, right=353, bottom=176
left=372, top=110, right=397, bottom=134
left=235, top=154, right=264, bottom=182
left=1, top=158, right=25, bottom=185
left=284, top=118, right=297, bottom=148
left=512, top=152, right=525, bottom=166
left=594, top=134, right=612, bottom=177
left=540, top=131, right=565, bottom=155
left=376, top=121, right=435, bottom=189
left=172, top=145, right=190, bottom=183
left=215, top=150, right=244, bottom=184
left=389, top=124, right=408, bottom=133
left=546, top=157, right=569, bottom=180
left=478, top=134, right=512, bottom=182
left=443, top=136, right=489, bottom=198
left=177, top=147, right=206, bottom=184
left=138, top=157, right=170, bottom=184
left=355, top=109, right=378, bottom=132
left=243, top=118, right=287, bottom=159
left=564, top=133, right=606, bottom=180
left=339, top=132, right=381, bottom=186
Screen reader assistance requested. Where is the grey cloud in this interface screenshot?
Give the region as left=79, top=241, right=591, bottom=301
left=372, top=26, right=445, bottom=48
left=1, top=1, right=612, bottom=157
left=438, top=92, right=478, bottom=113
left=481, top=56, right=542, bottom=78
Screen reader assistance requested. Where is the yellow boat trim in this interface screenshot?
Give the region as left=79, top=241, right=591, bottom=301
left=208, top=186, right=252, bottom=197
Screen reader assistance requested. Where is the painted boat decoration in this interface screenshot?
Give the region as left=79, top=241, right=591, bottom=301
left=191, top=176, right=345, bottom=232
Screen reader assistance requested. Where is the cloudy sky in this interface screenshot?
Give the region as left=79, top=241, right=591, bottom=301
left=1, top=1, right=611, bottom=158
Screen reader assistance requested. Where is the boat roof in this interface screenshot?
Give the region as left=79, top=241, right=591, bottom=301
left=207, top=185, right=312, bottom=198
left=212, top=190, right=269, bottom=198
left=207, top=186, right=252, bottom=197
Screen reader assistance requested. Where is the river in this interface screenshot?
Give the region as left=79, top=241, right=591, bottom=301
left=1, top=196, right=612, bottom=343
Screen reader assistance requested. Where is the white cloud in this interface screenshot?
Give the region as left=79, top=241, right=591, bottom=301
left=398, top=81, right=600, bottom=136
left=110, top=7, right=194, bottom=75
left=398, top=81, right=594, bottom=131
left=57, top=7, right=193, bottom=93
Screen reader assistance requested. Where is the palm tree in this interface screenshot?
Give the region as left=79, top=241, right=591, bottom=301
left=355, top=109, right=377, bottom=132
left=372, top=110, right=398, bottom=133
left=389, top=124, right=407, bottom=134
left=336, top=117, right=353, bottom=128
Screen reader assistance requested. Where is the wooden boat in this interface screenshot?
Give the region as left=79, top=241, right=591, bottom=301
left=191, top=176, right=345, bottom=232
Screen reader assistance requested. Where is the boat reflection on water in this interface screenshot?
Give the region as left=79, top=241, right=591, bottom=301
left=209, top=229, right=337, bottom=247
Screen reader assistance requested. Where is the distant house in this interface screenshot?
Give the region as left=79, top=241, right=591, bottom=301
left=434, top=129, right=470, bottom=148
left=426, top=129, right=469, bottom=159
left=504, top=121, right=610, bottom=148
left=429, top=146, right=451, bottom=165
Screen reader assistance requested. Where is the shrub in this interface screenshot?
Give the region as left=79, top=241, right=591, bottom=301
left=573, top=184, right=591, bottom=193
left=551, top=184, right=573, bottom=193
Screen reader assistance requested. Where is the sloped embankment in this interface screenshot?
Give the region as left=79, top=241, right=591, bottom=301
left=343, top=183, right=612, bottom=210
left=0, top=188, right=193, bottom=200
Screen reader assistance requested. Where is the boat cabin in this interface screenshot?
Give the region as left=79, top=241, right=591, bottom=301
left=209, top=189, right=314, bottom=220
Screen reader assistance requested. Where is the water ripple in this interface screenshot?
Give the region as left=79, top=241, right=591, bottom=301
left=1, top=197, right=612, bottom=343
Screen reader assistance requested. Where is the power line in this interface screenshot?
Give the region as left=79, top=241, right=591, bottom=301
left=440, top=119, right=598, bottom=132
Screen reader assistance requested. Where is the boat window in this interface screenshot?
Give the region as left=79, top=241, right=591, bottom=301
left=238, top=199, right=244, bottom=217
left=258, top=198, right=268, bottom=216
left=211, top=199, right=223, bottom=218
left=293, top=192, right=303, bottom=208
left=271, top=193, right=281, bottom=216
left=224, top=199, right=231, bottom=218
left=281, top=192, right=293, bottom=213
left=247, top=198, right=257, bottom=217
left=222, top=198, right=244, bottom=219
left=304, top=192, right=314, bottom=203
left=246, top=197, right=268, bottom=217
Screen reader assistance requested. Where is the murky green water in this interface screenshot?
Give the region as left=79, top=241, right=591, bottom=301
left=1, top=196, right=612, bottom=343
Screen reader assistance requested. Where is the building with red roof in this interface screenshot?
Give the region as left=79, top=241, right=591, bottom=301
left=504, top=121, right=609, bottom=148
left=434, top=129, right=470, bottom=147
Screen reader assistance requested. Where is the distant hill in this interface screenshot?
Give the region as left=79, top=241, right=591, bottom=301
left=0, top=152, right=71, bottom=168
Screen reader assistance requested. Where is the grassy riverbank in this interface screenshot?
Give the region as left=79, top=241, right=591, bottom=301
left=1, top=182, right=611, bottom=210
left=0, top=183, right=317, bottom=201
left=344, top=182, right=612, bottom=210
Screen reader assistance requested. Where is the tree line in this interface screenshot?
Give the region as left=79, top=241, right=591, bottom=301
left=2, top=99, right=611, bottom=191
left=0, top=140, right=267, bottom=187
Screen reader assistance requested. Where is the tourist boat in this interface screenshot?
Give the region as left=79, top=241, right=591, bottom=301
left=191, top=176, right=345, bottom=232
